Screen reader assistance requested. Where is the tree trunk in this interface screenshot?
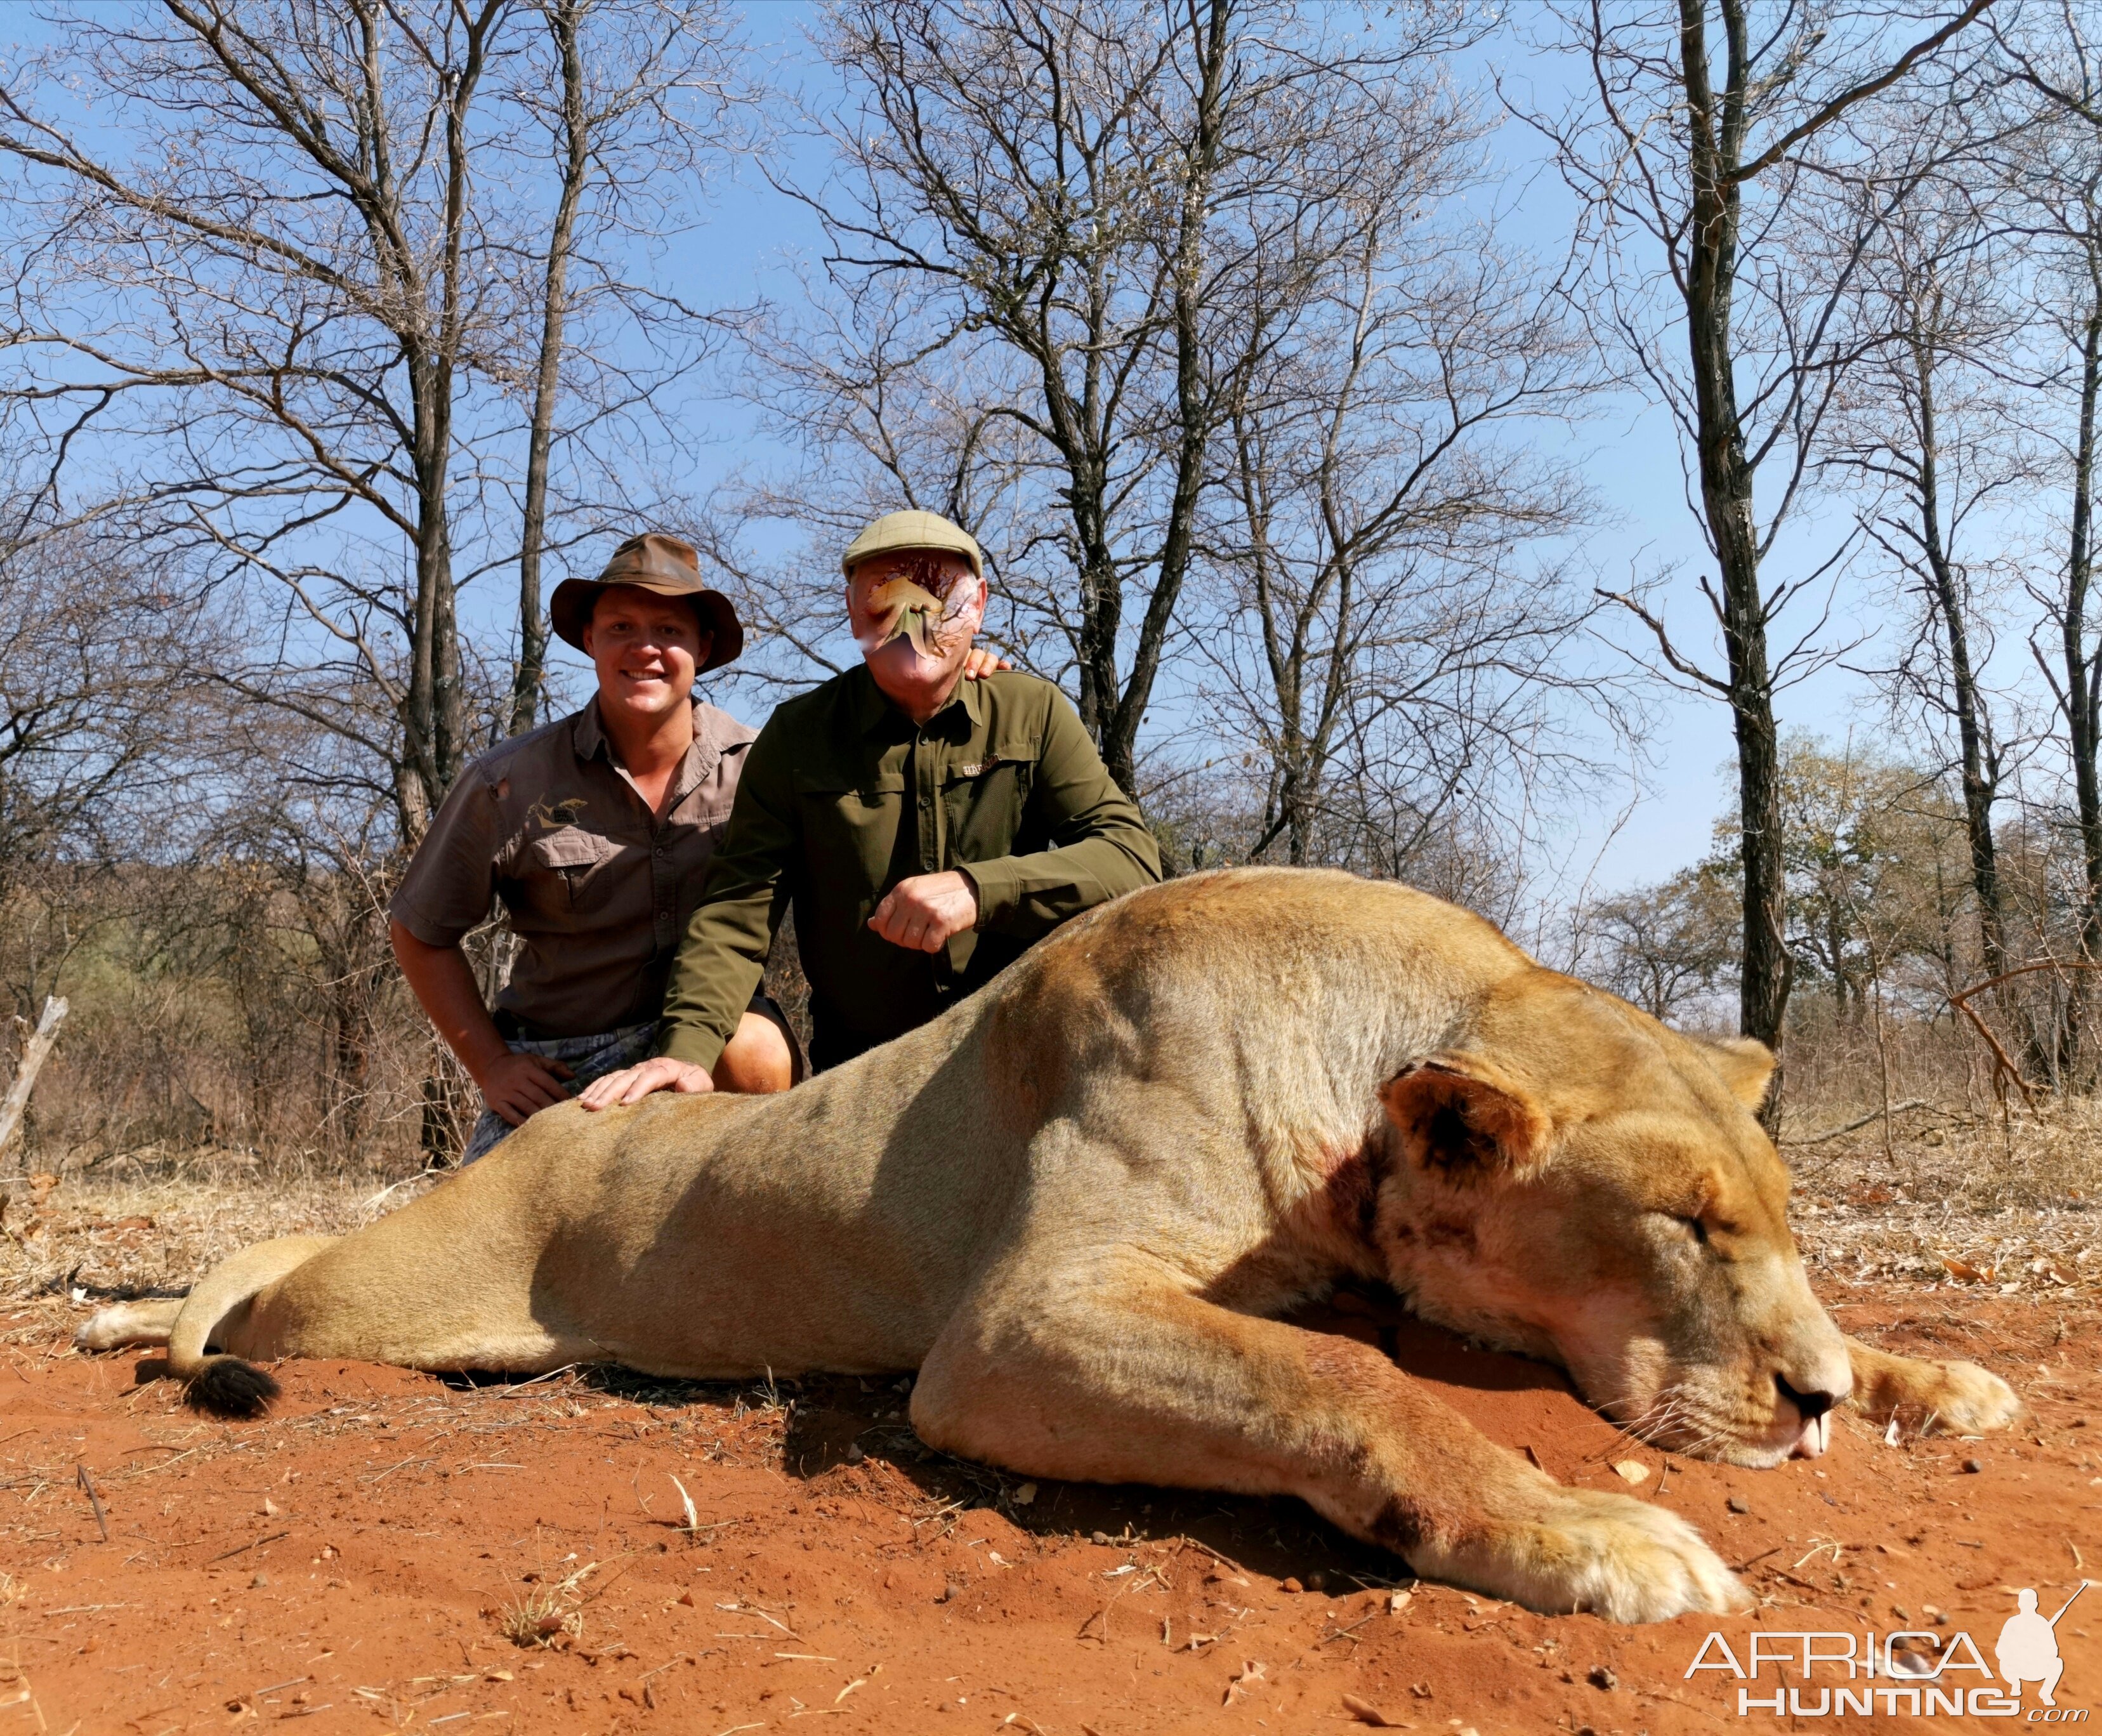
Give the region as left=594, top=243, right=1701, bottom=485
left=510, top=0, right=590, bottom=739
left=2061, top=267, right=2102, bottom=1079
left=1678, top=0, right=1791, bottom=1126
left=1908, top=337, right=2006, bottom=979
left=1098, top=0, right=1232, bottom=796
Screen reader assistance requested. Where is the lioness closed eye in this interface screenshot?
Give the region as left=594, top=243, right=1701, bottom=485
left=79, top=869, right=2021, bottom=1622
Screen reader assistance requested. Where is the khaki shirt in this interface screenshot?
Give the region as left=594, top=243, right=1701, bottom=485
left=391, top=701, right=756, bottom=1039
left=659, top=667, right=1162, bottom=1071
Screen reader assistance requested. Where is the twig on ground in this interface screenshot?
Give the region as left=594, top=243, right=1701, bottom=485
left=74, top=1464, right=108, bottom=1542
left=206, top=1529, right=289, bottom=1565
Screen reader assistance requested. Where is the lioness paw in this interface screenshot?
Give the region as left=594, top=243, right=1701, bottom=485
left=1428, top=1488, right=1751, bottom=1624
left=1849, top=1337, right=2023, bottom=1437
left=1854, top=1350, right=2021, bottom=1437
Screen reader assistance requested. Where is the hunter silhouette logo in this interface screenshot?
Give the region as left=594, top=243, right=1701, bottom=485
left=1685, top=1580, right=2091, bottom=1720
left=1999, top=1584, right=2087, bottom=1709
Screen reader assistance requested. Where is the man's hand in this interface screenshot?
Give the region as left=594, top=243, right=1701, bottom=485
left=477, top=1051, right=575, bottom=1128
left=961, top=646, right=1012, bottom=680
left=867, top=870, right=979, bottom=953
left=578, top=1055, right=716, bottom=1110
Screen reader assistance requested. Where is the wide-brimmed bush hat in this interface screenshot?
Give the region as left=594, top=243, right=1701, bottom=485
left=841, top=509, right=984, bottom=579
left=550, top=532, right=744, bottom=673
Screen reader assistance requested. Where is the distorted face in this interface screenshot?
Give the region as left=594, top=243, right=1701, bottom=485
left=846, top=549, right=986, bottom=706
left=1372, top=982, right=1855, bottom=1470
left=582, top=586, right=709, bottom=726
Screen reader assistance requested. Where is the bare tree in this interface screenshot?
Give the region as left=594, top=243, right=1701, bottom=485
left=732, top=0, right=1487, bottom=795
left=1825, top=164, right=2033, bottom=986
left=1988, top=6, right=2102, bottom=1075
left=1530, top=0, right=1991, bottom=1122
left=0, top=0, right=742, bottom=838
left=0, top=518, right=219, bottom=963
left=506, top=0, right=746, bottom=735
left=1193, top=76, right=1604, bottom=870
left=1577, top=863, right=1740, bottom=1022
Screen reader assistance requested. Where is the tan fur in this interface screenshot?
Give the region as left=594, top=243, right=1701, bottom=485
left=81, top=869, right=2020, bottom=1622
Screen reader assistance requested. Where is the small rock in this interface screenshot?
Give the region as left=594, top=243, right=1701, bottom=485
left=250, top=1572, right=269, bottom=1589
left=1962, top=1457, right=1983, bottom=1474
left=1891, top=1605, right=1908, bottom=1621
left=1304, top=1570, right=1327, bottom=1593
left=1090, top=1530, right=1110, bottom=1546
left=261, top=1497, right=278, bottom=1516
left=1013, top=1482, right=1038, bottom=1506
left=1281, top=1576, right=1304, bottom=1595
left=1726, top=1496, right=1749, bottom=1515
left=939, top=1579, right=964, bottom=1603
left=1577, top=1726, right=1599, bottom=1736
left=676, top=1589, right=695, bottom=1607
left=1934, top=1610, right=1952, bottom=1627
left=844, top=1442, right=864, bottom=1463
left=1588, top=1665, right=1617, bottom=1691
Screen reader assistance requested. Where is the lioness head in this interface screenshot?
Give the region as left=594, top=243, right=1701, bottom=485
left=1372, top=970, right=1851, bottom=1469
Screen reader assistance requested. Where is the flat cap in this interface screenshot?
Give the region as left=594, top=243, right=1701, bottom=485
left=841, top=509, right=983, bottom=579
left=549, top=532, right=744, bottom=673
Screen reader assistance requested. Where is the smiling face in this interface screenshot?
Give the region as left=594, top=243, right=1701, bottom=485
left=1374, top=974, right=1854, bottom=1469
left=581, top=586, right=709, bottom=728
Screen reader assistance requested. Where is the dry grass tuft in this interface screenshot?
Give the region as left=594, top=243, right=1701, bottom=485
left=496, top=1586, right=584, bottom=1649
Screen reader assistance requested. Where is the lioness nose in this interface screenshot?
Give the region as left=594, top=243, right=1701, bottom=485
left=1775, top=1374, right=1838, bottom=1421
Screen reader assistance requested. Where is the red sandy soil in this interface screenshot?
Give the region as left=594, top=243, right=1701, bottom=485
left=2, top=1287, right=2096, bottom=1736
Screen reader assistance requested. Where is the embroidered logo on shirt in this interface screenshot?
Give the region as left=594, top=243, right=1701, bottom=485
left=529, top=796, right=589, bottom=831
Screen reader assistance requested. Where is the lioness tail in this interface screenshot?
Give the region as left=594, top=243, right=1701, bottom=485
left=167, top=1235, right=337, bottom=1416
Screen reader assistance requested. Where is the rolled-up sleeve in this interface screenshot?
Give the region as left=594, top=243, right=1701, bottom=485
left=966, top=694, right=1162, bottom=938
left=657, top=722, right=799, bottom=1070
left=390, top=773, right=504, bottom=948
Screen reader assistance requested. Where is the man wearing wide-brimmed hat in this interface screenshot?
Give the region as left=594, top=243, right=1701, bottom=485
left=579, top=509, right=1161, bottom=1103
left=389, top=532, right=799, bottom=1163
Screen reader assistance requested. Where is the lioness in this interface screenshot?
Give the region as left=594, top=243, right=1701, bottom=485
left=81, top=870, right=2018, bottom=1621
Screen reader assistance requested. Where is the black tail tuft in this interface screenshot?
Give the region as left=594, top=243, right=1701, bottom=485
left=187, top=1357, right=280, bottom=1418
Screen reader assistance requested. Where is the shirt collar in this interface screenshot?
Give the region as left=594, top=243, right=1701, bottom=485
left=573, top=700, right=721, bottom=801
left=848, top=661, right=983, bottom=737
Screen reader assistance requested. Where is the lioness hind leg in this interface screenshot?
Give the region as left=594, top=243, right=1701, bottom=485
left=915, top=1270, right=1749, bottom=1624
left=76, top=1298, right=183, bottom=1351
left=1846, top=1336, right=2021, bottom=1435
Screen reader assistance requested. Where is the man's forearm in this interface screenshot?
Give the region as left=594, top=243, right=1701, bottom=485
left=968, top=832, right=1162, bottom=936
left=657, top=898, right=774, bottom=1070
left=390, top=920, right=508, bottom=1080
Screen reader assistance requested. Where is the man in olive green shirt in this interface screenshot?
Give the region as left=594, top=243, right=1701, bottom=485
left=581, top=510, right=1161, bottom=1101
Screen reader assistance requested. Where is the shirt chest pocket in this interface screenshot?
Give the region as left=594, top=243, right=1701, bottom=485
left=525, top=825, right=627, bottom=916
left=792, top=768, right=907, bottom=879
left=941, top=744, right=1038, bottom=859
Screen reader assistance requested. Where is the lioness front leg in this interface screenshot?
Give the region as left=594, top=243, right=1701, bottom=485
left=1847, top=1336, right=2021, bottom=1435
left=916, top=1277, right=1749, bottom=1623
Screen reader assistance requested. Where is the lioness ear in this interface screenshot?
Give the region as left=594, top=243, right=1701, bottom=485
left=1698, top=1036, right=1777, bottom=1112
left=1377, top=1053, right=1551, bottom=1184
